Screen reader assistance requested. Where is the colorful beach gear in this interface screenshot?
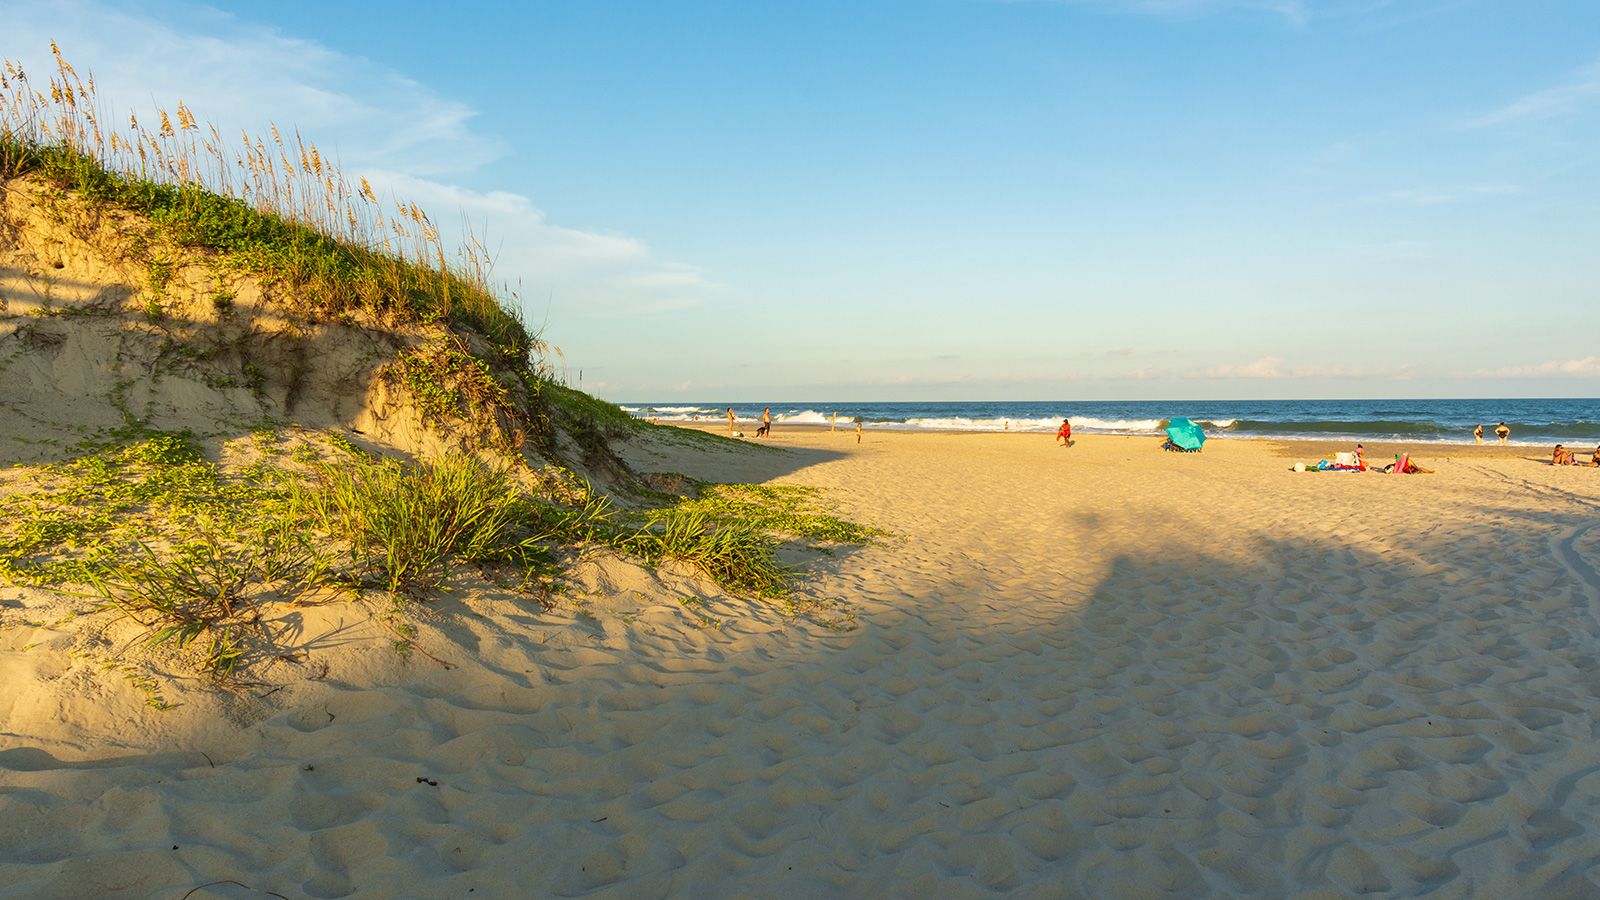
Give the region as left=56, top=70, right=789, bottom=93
left=1165, top=417, right=1206, bottom=451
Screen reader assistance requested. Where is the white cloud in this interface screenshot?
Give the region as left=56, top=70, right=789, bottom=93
left=3, top=1, right=499, bottom=176
left=1467, top=58, right=1600, bottom=128
left=368, top=171, right=648, bottom=273
left=3, top=0, right=715, bottom=317
left=1483, top=357, right=1600, bottom=379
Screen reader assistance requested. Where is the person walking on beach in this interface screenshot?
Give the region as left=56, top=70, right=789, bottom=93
left=726, top=407, right=736, bottom=437
left=1056, top=418, right=1072, bottom=447
left=830, top=411, right=837, bottom=432
left=1473, top=424, right=1484, bottom=445
left=756, top=407, right=772, bottom=438
left=855, top=417, right=863, bottom=444
left=1495, top=421, right=1510, bottom=444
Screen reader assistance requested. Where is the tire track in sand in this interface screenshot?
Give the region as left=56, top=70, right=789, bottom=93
left=1458, top=461, right=1600, bottom=619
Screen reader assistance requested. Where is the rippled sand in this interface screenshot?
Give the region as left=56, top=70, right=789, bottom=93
left=4, top=430, right=1600, bottom=897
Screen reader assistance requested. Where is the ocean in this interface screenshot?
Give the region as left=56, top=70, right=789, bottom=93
left=619, top=399, right=1600, bottom=447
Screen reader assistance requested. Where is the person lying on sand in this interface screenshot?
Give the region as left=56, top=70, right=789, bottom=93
left=1382, top=454, right=1434, bottom=474
left=1590, top=445, right=1600, bottom=467
left=1553, top=444, right=1576, bottom=466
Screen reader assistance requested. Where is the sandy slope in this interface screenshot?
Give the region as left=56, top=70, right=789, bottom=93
left=4, top=429, right=1600, bottom=897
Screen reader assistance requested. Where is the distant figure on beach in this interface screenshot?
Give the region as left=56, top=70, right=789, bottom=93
left=726, top=407, right=736, bottom=437
left=756, top=407, right=772, bottom=438
left=1354, top=444, right=1367, bottom=468
left=1553, top=444, right=1575, bottom=466
left=1588, top=445, right=1600, bottom=467
left=1473, top=424, right=1483, bottom=444
left=855, top=417, right=862, bottom=443
left=1056, top=418, right=1072, bottom=447
left=830, top=411, right=837, bottom=432
left=1495, top=421, right=1510, bottom=443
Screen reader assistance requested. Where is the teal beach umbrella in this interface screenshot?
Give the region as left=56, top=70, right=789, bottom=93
left=1165, top=417, right=1206, bottom=451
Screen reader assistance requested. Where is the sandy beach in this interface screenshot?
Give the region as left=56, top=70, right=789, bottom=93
left=5, top=428, right=1600, bottom=897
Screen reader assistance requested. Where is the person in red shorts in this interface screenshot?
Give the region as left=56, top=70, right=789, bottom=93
left=1056, top=418, right=1072, bottom=447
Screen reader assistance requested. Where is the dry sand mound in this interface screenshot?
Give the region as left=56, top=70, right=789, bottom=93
left=0, top=178, right=486, bottom=461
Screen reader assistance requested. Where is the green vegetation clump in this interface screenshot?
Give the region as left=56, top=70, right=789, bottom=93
left=86, top=534, right=340, bottom=679
left=286, top=453, right=539, bottom=595
left=624, top=508, right=787, bottom=597
left=395, top=337, right=515, bottom=430
left=0, top=427, right=279, bottom=585
left=679, top=483, right=882, bottom=544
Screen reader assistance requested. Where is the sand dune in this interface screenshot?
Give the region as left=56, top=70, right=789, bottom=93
left=5, top=430, right=1600, bottom=896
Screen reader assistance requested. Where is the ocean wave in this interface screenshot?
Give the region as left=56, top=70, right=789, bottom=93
left=775, top=410, right=833, bottom=425
left=641, top=412, right=725, bottom=423
left=892, top=416, right=1056, bottom=432
left=871, top=415, right=1168, bottom=433
left=1069, top=417, right=1165, bottom=433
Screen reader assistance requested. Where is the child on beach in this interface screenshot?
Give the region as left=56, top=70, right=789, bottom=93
left=1056, top=418, right=1072, bottom=447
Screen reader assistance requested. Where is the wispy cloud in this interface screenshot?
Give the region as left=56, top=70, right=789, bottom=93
left=1200, top=356, right=1413, bottom=379
left=999, top=0, right=1399, bottom=27
left=1375, top=184, right=1522, bottom=206
left=4, top=0, right=715, bottom=317
left=1003, top=0, right=1310, bottom=25
left=615, top=264, right=721, bottom=291
left=1482, top=357, right=1600, bottom=379
left=1467, top=58, right=1600, bottom=129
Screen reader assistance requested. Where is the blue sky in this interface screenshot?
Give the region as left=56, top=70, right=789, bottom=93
left=6, top=0, right=1599, bottom=400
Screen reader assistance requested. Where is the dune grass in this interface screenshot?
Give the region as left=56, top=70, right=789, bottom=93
left=2, top=426, right=878, bottom=679
left=285, top=453, right=540, bottom=595
left=623, top=507, right=788, bottom=597
left=1, top=45, right=533, bottom=368
left=679, top=483, right=883, bottom=544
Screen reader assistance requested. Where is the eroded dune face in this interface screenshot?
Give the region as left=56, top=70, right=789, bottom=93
left=0, top=178, right=472, bottom=461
